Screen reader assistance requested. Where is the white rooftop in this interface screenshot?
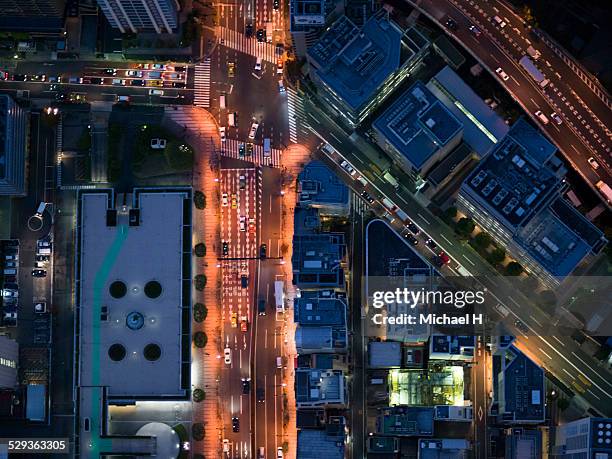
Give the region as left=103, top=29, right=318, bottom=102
left=78, top=191, right=187, bottom=398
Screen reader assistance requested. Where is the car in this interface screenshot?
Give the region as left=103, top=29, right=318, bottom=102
left=404, top=233, right=419, bottom=245
left=239, top=175, right=246, bottom=189
left=276, top=59, right=283, bottom=74
left=445, top=17, right=458, bottom=30
left=256, top=29, right=265, bottom=42
left=436, top=251, right=450, bottom=266
left=223, top=439, right=230, bottom=453
left=273, top=0, right=279, bottom=8
left=146, top=79, right=163, bottom=87
left=495, top=67, right=509, bottom=81
left=240, top=318, right=248, bottom=332
left=240, top=274, right=248, bottom=288
left=238, top=143, right=246, bottom=157
left=248, top=218, right=256, bottom=233
left=406, top=222, right=420, bottom=236
left=2, top=290, right=18, bottom=298
left=254, top=57, right=262, bottom=71
left=246, top=23, right=254, bottom=37
left=5, top=261, right=17, bottom=268
left=149, top=89, right=164, bottom=96
left=340, top=160, right=356, bottom=176
left=104, top=68, right=117, bottom=75
left=425, top=238, right=438, bottom=251
left=231, top=312, right=238, bottom=328
left=469, top=25, right=481, bottom=37
left=90, top=77, right=103, bottom=84
left=32, top=269, right=46, bottom=277
left=150, top=138, right=167, bottom=149
left=69, top=76, right=84, bottom=84
left=550, top=112, right=562, bottom=125
left=12, top=74, right=27, bottom=82
left=219, top=126, right=226, bottom=142
left=239, top=216, right=246, bottom=231
left=111, top=78, right=126, bottom=86
left=222, top=241, right=229, bottom=256
left=151, top=63, right=166, bottom=70
left=493, top=15, right=507, bottom=28
left=587, top=157, right=599, bottom=170
left=37, top=239, right=51, bottom=248
left=3, top=312, right=17, bottom=321
left=248, top=121, right=259, bottom=140
left=259, top=243, right=267, bottom=259
left=35, top=255, right=49, bottom=262
left=246, top=143, right=254, bottom=156
left=171, top=81, right=185, bottom=88
left=257, top=387, right=265, bottom=402
left=258, top=299, right=266, bottom=315
left=241, top=378, right=251, bottom=394
left=514, top=319, right=529, bottom=334
left=277, top=447, right=284, bottom=459
left=47, top=75, right=61, bottom=83
left=0, top=71, right=8, bottom=81
left=126, top=70, right=143, bottom=77
left=232, top=417, right=240, bottom=432
left=361, top=191, right=374, bottom=204
left=30, top=74, right=46, bottom=82
left=278, top=79, right=285, bottom=93
left=224, top=347, right=232, bottom=364
left=222, top=192, right=229, bottom=206
left=228, top=61, right=235, bottom=77
left=130, top=79, right=145, bottom=86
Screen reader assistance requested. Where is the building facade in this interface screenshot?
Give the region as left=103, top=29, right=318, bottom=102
left=96, top=0, right=178, bottom=33
left=0, top=0, right=65, bottom=32
left=551, top=417, right=612, bottom=458
left=0, top=95, right=28, bottom=196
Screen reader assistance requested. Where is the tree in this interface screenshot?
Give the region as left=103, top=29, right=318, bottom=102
left=192, top=422, right=205, bottom=440
left=472, top=232, right=492, bottom=252
left=455, top=217, right=475, bottom=239
left=193, top=331, right=207, bottom=348
left=193, top=303, right=207, bottom=322
left=195, top=274, right=207, bottom=290
left=505, top=261, right=524, bottom=276
left=192, top=388, right=205, bottom=402
left=194, top=243, right=206, bottom=257
left=194, top=191, right=206, bottom=209
left=443, top=206, right=457, bottom=224
left=487, top=247, right=506, bottom=266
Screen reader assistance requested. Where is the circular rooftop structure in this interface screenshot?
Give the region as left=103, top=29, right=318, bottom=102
left=109, top=280, right=127, bottom=299
left=144, top=343, right=162, bottom=361
left=108, top=343, right=126, bottom=361
left=126, top=311, right=145, bottom=330
left=144, top=280, right=163, bottom=299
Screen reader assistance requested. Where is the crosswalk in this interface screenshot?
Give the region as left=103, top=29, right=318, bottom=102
left=219, top=138, right=282, bottom=167
left=286, top=87, right=307, bottom=144
left=194, top=59, right=211, bottom=108
left=218, top=26, right=278, bottom=63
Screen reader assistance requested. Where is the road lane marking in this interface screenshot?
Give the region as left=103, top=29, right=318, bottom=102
left=417, top=213, right=431, bottom=225
left=396, top=194, right=409, bottom=204
left=440, top=234, right=454, bottom=246
left=462, top=254, right=476, bottom=266
left=529, top=315, right=542, bottom=327
left=562, top=368, right=575, bottom=380
left=588, top=389, right=601, bottom=400
left=571, top=352, right=612, bottom=388
left=508, top=296, right=521, bottom=308
left=551, top=336, right=565, bottom=347
left=538, top=347, right=552, bottom=359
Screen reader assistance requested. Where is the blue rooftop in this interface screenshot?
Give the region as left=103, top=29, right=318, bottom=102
left=294, top=290, right=347, bottom=326
left=296, top=368, right=345, bottom=406
left=298, top=161, right=349, bottom=210
left=297, top=424, right=345, bottom=459
left=373, top=82, right=463, bottom=169
left=377, top=406, right=434, bottom=436
left=292, top=233, right=345, bottom=287
left=508, top=118, right=557, bottom=166
left=308, top=15, right=424, bottom=111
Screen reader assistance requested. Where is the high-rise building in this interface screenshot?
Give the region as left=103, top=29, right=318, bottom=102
left=0, top=0, right=65, bottom=33
left=550, top=417, right=612, bottom=458
left=0, top=95, right=28, bottom=196
left=96, top=0, right=178, bottom=34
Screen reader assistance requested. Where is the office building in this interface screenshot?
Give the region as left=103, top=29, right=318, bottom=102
left=551, top=417, right=612, bottom=458
left=292, top=233, right=346, bottom=288
left=294, top=290, right=348, bottom=353
left=289, top=0, right=334, bottom=57
left=504, top=428, right=542, bottom=459
left=96, top=0, right=178, bottom=34
left=0, top=0, right=65, bottom=33
left=368, top=341, right=402, bottom=368
left=297, top=417, right=346, bottom=459
left=75, top=188, right=191, bottom=457
left=0, top=95, right=28, bottom=196
left=372, top=81, right=463, bottom=184
left=458, top=118, right=607, bottom=287
left=429, top=335, right=475, bottom=362
left=491, top=345, right=545, bottom=424
left=307, top=12, right=429, bottom=127
left=295, top=368, right=346, bottom=408
left=418, top=439, right=471, bottom=459
left=298, top=161, right=349, bottom=216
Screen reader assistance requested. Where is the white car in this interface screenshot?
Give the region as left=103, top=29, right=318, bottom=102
left=495, top=67, right=509, bottom=81
left=219, top=126, right=227, bottom=142
left=587, top=157, right=600, bottom=170
left=254, top=57, right=262, bottom=71
left=248, top=121, right=259, bottom=140
left=340, top=160, right=356, bottom=176
left=150, top=138, right=167, bottom=149
left=224, top=347, right=232, bottom=365
left=149, top=89, right=164, bottom=96
left=239, top=216, right=246, bottom=232
left=222, top=192, right=229, bottom=206
left=277, top=447, right=283, bottom=459
left=2, top=290, right=18, bottom=298
left=278, top=79, right=285, bottom=93
left=550, top=112, right=562, bottom=125
left=126, top=70, right=143, bottom=77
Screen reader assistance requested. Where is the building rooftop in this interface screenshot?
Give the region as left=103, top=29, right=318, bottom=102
left=493, top=346, right=545, bottom=423
left=373, top=82, right=463, bottom=170
left=308, top=14, right=427, bottom=111
left=426, top=143, right=474, bottom=188
left=0, top=335, right=18, bottom=389
left=418, top=439, right=471, bottom=459
left=505, top=428, right=542, bottom=459
left=295, top=368, right=346, bottom=407
left=429, top=335, right=476, bottom=361
left=368, top=341, right=402, bottom=368
left=292, top=233, right=345, bottom=287
left=461, top=119, right=563, bottom=229
left=376, top=406, right=434, bottom=436
left=298, top=161, right=349, bottom=212
left=427, top=66, right=509, bottom=155
left=294, top=207, right=321, bottom=235
left=77, top=189, right=190, bottom=398
left=295, top=290, right=347, bottom=352
left=290, top=0, right=326, bottom=30
left=297, top=422, right=345, bottom=459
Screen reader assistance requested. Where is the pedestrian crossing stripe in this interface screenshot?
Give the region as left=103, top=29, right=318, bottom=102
left=217, top=26, right=278, bottom=63
left=194, top=59, right=211, bottom=108
left=219, top=138, right=282, bottom=167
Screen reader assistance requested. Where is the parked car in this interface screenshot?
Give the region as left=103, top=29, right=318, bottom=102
left=222, top=241, right=229, bottom=256
left=219, top=126, right=227, bottom=142
left=32, top=269, right=46, bottom=277
left=259, top=244, right=267, bottom=259
left=150, top=138, right=167, bottom=149
left=257, top=387, right=265, bottom=402
left=495, top=67, right=509, bottom=81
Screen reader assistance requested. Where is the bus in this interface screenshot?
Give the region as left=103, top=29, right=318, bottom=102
left=595, top=181, right=612, bottom=205
left=274, top=280, right=285, bottom=313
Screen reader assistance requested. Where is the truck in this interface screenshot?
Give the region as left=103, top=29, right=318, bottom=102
left=263, top=138, right=271, bottom=157
left=519, top=56, right=549, bottom=87
left=595, top=180, right=612, bottom=204
left=395, top=208, right=409, bottom=223
left=383, top=171, right=399, bottom=189
left=526, top=46, right=541, bottom=60
left=274, top=280, right=285, bottom=313
left=381, top=197, right=397, bottom=212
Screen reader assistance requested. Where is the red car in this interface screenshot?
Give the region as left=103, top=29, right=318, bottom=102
left=240, top=318, right=248, bottom=332
left=438, top=251, right=450, bottom=265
